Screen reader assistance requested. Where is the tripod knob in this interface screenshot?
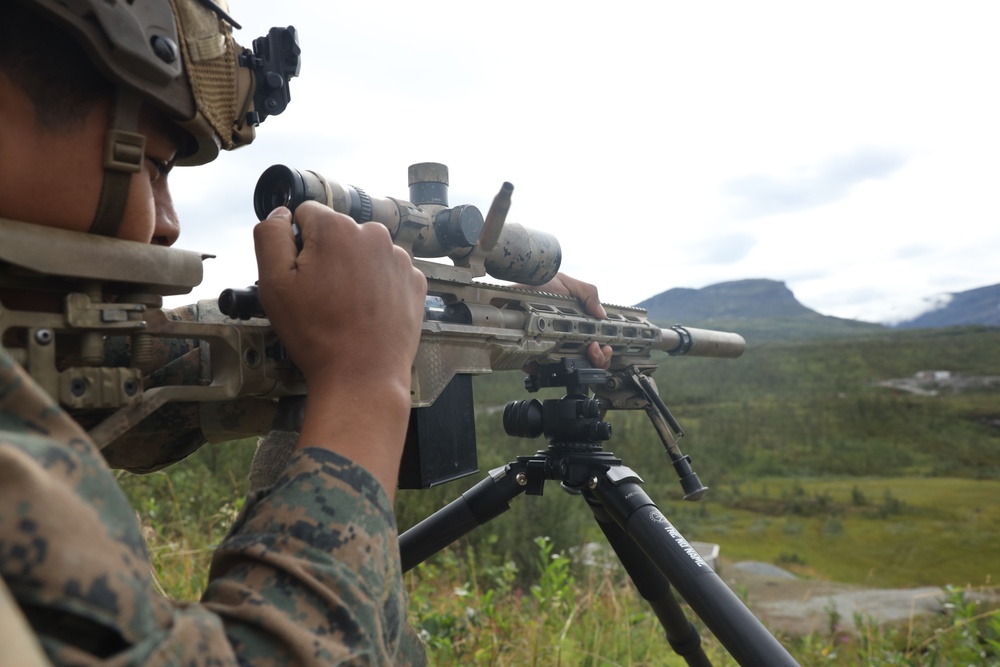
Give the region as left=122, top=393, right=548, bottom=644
left=503, top=399, right=544, bottom=438
left=588, top=421, right=613, bottom=442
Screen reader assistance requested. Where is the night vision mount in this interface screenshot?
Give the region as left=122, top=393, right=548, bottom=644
left=240, top=26, right=301, bottom=125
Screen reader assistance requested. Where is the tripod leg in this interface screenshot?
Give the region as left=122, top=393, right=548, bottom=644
left=593, top=467, right=800, bottom=667
left=399, top=463, right=527, bottom=572
left=587, top=498, right=713, bottom=667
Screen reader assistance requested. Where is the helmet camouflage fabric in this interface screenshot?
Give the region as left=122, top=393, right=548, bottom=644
left=13, top=0, right=298, bottom=235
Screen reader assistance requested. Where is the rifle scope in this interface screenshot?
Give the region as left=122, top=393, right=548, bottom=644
left=253, top=163, right=561, bottom=285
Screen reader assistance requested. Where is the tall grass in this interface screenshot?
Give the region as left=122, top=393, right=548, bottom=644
left=116, top=438, right=1000, bottom=665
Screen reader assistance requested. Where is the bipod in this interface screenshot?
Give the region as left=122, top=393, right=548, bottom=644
left=399, top=359, right=800, bottom=667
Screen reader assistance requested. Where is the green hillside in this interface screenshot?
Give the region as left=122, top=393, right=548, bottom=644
left=467, top=325, right=1000, bottom=481
left=643, top=325, right=1000, bottom=481
left=659, top=314, right=887, bottom=344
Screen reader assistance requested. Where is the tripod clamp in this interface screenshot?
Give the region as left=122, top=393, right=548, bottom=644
left=509, top=359, right=708, bottom=500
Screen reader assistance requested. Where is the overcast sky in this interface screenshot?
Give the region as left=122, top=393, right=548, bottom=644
left=168, top=1, right=1000, bottom=324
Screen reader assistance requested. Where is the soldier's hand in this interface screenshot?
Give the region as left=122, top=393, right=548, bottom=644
left=253, top=202, right=426, bottom=498
left=528, top=273, right=613, bottom=370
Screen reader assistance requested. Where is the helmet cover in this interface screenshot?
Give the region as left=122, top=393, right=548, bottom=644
left=17, top=0, right=296, bottom=165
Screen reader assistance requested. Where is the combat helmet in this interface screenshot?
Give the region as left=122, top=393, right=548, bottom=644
left=12, top=0, right=299, bottom=236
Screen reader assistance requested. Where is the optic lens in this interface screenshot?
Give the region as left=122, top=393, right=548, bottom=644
left=253, top=165, right=304, bottom=219
left=270, top=182, right=291, bottom=208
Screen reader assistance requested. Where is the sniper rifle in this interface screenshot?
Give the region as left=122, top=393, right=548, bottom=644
left=0, top=162, right=743, bottom=489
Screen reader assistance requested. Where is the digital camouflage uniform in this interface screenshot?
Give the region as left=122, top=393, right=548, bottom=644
left=0, top=343, right=427, bottom=665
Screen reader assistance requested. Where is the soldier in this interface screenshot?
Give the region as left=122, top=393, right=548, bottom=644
left=0, top=1, right=611, bottom=665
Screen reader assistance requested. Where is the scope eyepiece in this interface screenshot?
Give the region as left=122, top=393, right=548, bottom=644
left=254, top=165, right=375, bottom=224
left=253, top=165, right=306, bottom=218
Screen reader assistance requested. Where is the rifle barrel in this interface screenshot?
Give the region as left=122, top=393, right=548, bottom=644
left=657, top=325, right=745, bottom=358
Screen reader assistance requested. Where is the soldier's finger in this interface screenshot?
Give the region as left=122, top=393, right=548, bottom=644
left=587, top=342, right=613, bottom=370
left=253, top=206, right=297, bottom=283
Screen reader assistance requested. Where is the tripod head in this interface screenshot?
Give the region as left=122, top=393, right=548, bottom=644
left=503, top=358, right=612, bottom=452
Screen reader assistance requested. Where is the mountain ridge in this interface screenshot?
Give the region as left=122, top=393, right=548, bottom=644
left=637, top=278, right=812, bottom=321
left=634, top=278, right=999, bottom=343
left=892, top=283, right=1000, bottom=328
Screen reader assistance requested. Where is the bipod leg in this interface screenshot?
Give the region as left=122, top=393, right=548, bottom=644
left=586, top=498, right=713, bottom=667
left=399, top=462, right=528, bottom=572
left=591, top=466, right=800, bottom=667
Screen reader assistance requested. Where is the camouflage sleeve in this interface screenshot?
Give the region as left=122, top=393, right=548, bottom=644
left=1, top=348, right=425, bottom=666
left=203, top=447, right=427, bottom=665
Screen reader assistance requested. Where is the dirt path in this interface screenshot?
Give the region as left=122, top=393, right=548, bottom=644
left=723, top=561, right=975, bottom=636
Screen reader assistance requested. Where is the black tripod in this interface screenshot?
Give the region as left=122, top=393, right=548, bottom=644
left=399, top=360, right=800, bottom=666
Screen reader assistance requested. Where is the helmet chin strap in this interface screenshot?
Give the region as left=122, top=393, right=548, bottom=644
left=88, top=90, right=146, bottom=237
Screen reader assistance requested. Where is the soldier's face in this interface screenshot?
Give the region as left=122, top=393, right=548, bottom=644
left=0, top=74, right=182, bottom=246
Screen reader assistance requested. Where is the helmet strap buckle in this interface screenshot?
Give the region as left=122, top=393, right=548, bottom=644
left=88, top=91, right=145, bottom=237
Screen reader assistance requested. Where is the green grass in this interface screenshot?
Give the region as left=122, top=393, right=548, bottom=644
left=405, top=537, right=739, bottom=666
left=404, top=535, right=1000, bottom=666
left=117, top=444, right=1000, bottom=664
left=116, top=438, right=254, bottom=600
left=674, top=476, right=1000, bottom=588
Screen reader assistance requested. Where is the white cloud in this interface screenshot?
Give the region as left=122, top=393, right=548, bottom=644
left=167, top=1, right=1000, bottom=323
left=725, top=147, right=909, bottom=217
